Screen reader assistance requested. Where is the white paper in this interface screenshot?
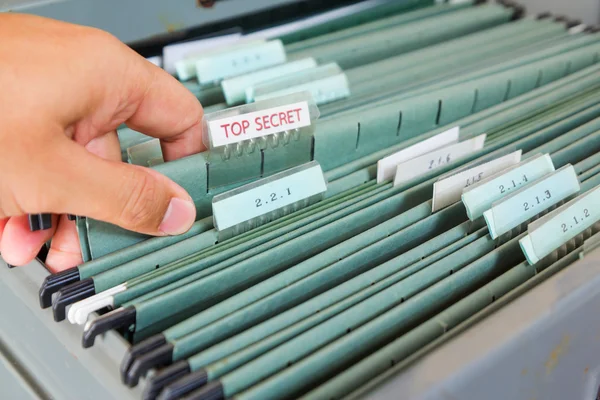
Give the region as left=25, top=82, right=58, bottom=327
left=394, top=134, right=486, bottom=187
left=208, top=101, right=311, bottom=147
left=163, top=33, right=242, bottom=75
left=377, top=127, right=460, bottom=183
left=431, top=150, right=522, bottom=212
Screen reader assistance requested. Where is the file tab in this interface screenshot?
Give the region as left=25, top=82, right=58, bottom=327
left=393, top=134, right=486, bottom=187
left=221, top=58, right=317, bottom=105
left=204, top=92, right=319, bottom=151
left=483, top=165, right=580, bottom=240
left=520, top=185, right=600, bottom=264
left=432, top=150, right=522, bottom=212
left=377, top=126, right=460, bottom=184
left=252, top=63, right=350, bottom=105
left=212, top=161, right=327, bottom=239
left=462, top=154, right=555, bottom=220
left=194, top=40, right=286, bottom=85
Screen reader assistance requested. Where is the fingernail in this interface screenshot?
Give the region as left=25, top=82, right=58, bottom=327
left=159, top=198, right=196, bottom=235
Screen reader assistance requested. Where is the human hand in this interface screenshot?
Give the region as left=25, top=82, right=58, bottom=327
left=0, top=14, right=205, bottom=273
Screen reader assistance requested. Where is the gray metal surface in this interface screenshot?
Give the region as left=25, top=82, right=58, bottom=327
left=2, top=246, right=600, bottom=400
left=1, top=0, right=303, bottom=44
left=367, top=248, right=600, bottom=400
left=521, top=0, right=600, bottom=26
left=0, top=258, right=140, bottom=400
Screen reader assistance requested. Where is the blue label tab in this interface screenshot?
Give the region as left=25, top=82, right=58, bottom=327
left=462, top=154, right=555, bottom=220
left=520, top=184, right=600, bottom=264
left=483, top=165, right=580, bottom=240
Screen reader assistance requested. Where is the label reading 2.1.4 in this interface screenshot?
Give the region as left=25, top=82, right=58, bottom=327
left=499, top=174, right=528, bottom=194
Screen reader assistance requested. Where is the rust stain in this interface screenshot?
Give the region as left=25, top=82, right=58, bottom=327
left=158, top=15, right=185, bottom=33
left=521, top=368, right=528, bottom=376
left=197, top=0, right=216, bottom=7
left=544, top=335, right=570, bottom=375
left=585, top=366, right=589, bottom=374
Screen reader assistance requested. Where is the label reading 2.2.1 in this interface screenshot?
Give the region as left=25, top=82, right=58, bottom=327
left=255, top=188, right=292, bottom=208
left=212, top=161, right=327, bottom=233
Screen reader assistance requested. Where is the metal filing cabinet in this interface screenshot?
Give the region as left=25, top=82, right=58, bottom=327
left=2, top=1, right=600, bottom=399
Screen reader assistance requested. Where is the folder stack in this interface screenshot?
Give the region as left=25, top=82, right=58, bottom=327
left=17, top=1, right=600, bottom=399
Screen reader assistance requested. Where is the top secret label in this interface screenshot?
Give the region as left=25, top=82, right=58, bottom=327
left=208, top=101, right=311, bottom=147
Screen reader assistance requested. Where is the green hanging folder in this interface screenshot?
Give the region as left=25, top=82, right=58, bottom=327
left=212, top=234, right=524, bottom=399
left=146, top=220, right=488, bottom=398
left=285, top=1, right=470, bottom=53
left=289, top=4, right=514, bottom=70
left=80, top=34, right=600, bottom=261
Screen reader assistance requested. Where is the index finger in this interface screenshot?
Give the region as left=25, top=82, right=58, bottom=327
left=123, top=61, right=206, bottom=161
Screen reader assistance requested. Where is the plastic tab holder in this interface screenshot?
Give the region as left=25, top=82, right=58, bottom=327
left=393, top=134, right=486, bottom=187
left=212, top=161, right=327, bottom=240
left=127, top=139, right=164, bottom=167
left=163, top=32, right=242, bottom=75
left=221, top=58, right=317, bottom=106
left=175, top=39, right=266, bottom=82
left=203, top=92, right=320, bottom=189
left=520, top=185, right=600, bottom=264
left=252, top=63, right=350, bottom=105
left=582, top=231, right=600, bottom=256
left=483, top=164, right=581, bottom=240
left=376, top=126, right=460, bottom=183
left=462, top=154, right=556, bottom=221
left=187, top=40, right=286, bottom=85
left=432, top=150, right=522, bottom=212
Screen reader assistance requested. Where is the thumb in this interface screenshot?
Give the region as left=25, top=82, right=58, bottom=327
left=44, top=137, right=196, bottom=236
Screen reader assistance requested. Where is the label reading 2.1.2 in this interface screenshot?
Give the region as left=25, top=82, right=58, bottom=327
left=561, top=209, right=590, bottom=233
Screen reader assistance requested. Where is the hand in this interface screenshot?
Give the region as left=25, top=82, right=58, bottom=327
left=0, top=14, right=205, bottom=273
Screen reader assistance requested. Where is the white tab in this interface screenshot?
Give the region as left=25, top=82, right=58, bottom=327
left=252, top=63, right=350, bottom=106
left=212, top=162, right=327, bottom=236
left=432, top=150, right=522, bottom=212
left=393, top=134, right=486, bottom=187
left=175, top=39, right=265, bottom=81
left=163, top=33, right=241, bottom=75
left=377, top=127, right=460, bottom=183
left=208, top=101, right=311, bottom=147
left=221, top=58, right=317, bottom=105
left=195, top=40, right=286, bottom=85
